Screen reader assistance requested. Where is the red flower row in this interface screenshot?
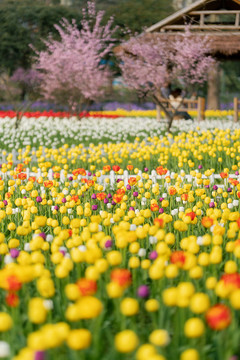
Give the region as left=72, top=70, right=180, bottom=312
left=0, top=111, right=121, bottom=119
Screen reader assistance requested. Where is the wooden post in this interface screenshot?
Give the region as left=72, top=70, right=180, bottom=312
left=236, top=13, right=240, bottom=27
left=156, top=105, right=161, bottom=121
left=198, top=97, right=205, bottom=121
left=234, top=97, right=238, bottom=123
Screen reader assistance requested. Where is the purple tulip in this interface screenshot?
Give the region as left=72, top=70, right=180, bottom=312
left=3, top=200, right=8, bottom=206
left=88, top=172, right=92, bottom=176
left=116, top=179, right=122, bottom=183
left=213, top=185, right=218, bottom=190
left=126, top=184, right=131, bottom=190
left=149, top=251, right=158, bottom=260
left=129, top=207, right=135, bottom=211
left=111, top=201, right=116, bottom=206
left=227, top=187, right=232, bottom=192
left=36, top=196, right=42, bottom=203
left=137, top=285, right=149, bottom=298
left=205, top=185, right=209, bottom=189
left=144, top=167, right=149, bottom=172
left=68, top=176, right=73, bottom=181
left=62, top=197, right=67, bottom=203
left=92, top=204, right=98, bottom=211
left=91, top=193, right=97, bottom=199
left=35, top=351, right=46, bottom=360
left=159, top=197, right=164, bottom=202
left=235, top=171, right=239, bottom=176
left=54, top=205, right=59, bottom=211
left=209, top=202, right=215, bottom=208
left=107, top=193, right=112, bottom=199
left=39, top=232, right=46, bottom=240
left=104, top=198, right=108, bottom=204
left=105, top=240, right=113, bottom=248
left=133, top=191, right=138, bottom=197
left=159, top=208, right=164, bottom=214
left=10, top=249, right=19, bottom=258
left=198, top=165, right=203, bottom=169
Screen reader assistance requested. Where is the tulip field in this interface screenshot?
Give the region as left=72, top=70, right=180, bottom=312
left=1, top=114, right=240, bottom=360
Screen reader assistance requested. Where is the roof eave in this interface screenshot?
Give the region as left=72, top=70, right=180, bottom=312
left=145, top=0, right=208, bottom=33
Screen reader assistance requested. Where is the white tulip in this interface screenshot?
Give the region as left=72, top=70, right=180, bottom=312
left=46, top=234, right=53, bottom=242
left=138, top=248, right=146, bottom=257
left=0, top=342, right=10, bottom=358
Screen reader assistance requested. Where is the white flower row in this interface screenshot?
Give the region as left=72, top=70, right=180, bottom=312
left=0, top=116, right=239, bottom=152
left=0, top=168, right=236, bottom=190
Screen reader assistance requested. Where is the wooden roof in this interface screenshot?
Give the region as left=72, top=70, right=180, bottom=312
left=146, top=0, right=240, bottom=33
left=143, top=0, right=240, bottom=57
left=139, top=31, right=240, bottom=58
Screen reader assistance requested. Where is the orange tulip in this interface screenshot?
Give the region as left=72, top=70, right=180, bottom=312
left=103, top=165, right=111, bottom=172
left=77, top=278, right=97, bottom=296
left=201, top=217, right=214, bottom=228
left=128, top=177, right=137, bottom=186
left=111, top=269, right=132, bottom=288
left=206, top=304, right=231, bottom=330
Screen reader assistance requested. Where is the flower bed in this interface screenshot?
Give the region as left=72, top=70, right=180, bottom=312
left=0, top=116, right=240, bottom=152
left=0, top=118, right=240, bottom=359
left=0, top=108, right=238, bottom=120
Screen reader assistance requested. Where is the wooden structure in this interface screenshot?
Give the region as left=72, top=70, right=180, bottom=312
left=146, top=0, right=240, bottom=46
left=234, top=97, right=240, bottom=122
left=145, top=0, right=240, bottom=110
left=156, top=97, right=205, bottom=121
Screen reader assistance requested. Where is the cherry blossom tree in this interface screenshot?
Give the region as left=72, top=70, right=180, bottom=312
left=117, top=28, right=215, bottom=130
left=11, top=68, right=41, bottom=100
left=10, top=67, right=41, bottom=128
left=0, top=68, right=41, bottom=128
left=34, top=1, right=117, bottom=115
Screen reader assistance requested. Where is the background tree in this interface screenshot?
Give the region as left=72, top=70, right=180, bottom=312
left=0, top=0, right=238, bottom=108
left=0, top=0, right=82, bottom=73
left=65, top=0, right=173, bottom=33
left=0, top=67, right=41, bottom=128
left=34, top=1, right=118, bottom=114
left=118, top=29, right=215, bottom=130
left=103, top=0, right=173, bottom=33
left=11, top=68, right=41, bottom=101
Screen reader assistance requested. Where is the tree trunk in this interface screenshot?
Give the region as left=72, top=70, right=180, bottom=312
left=15, top=112, right=21, bottom=129
left=75, top=101, right=91, bottom=121
left=153, top=95, right=175, bottom=132
left=106, top=75, right=113, bottom=96
left=14, top=101, right=33, bottom=129
left=207, top=62, right=220, bottom=110
left=167, top=114, right=175, bottom=132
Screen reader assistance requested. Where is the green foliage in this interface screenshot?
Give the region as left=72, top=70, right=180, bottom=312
left=0, top=0, right=82, bottom=73
left=46, top=0, right=174, bottom=33
left=221, top=61, right=240, bottom=96
left=103, top=0, right=173, bottom=33
left=0, top=0, right=174, bottom=73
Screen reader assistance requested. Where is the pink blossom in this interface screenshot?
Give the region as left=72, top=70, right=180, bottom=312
left=118, top=27, right=215, bottom=129
left=34, top=1, right=118, bottom=112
